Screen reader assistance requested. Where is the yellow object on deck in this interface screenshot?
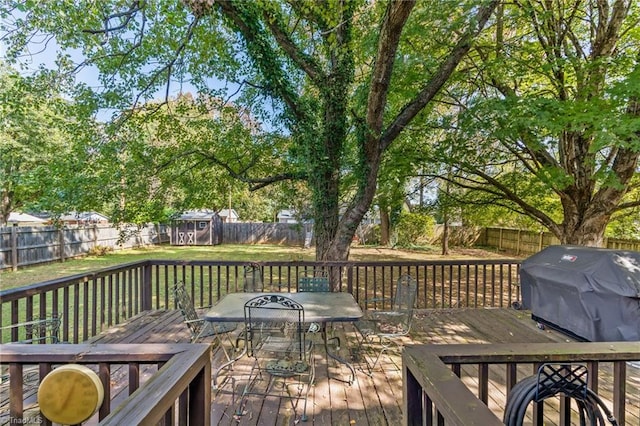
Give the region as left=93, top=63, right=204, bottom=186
left=37, top=364, right=103, bottom=424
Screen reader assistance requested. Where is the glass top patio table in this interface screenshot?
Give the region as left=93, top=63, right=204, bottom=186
left=203, top=292, right=363, bottom=323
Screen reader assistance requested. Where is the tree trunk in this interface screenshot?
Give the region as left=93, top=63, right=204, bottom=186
left=441, top=219, right=450, bottom=255
left=1, top=190, right=14, bottom=226
left=379, top=207, right=391, bottom=246
left=557, top=204, right=611, bottom=247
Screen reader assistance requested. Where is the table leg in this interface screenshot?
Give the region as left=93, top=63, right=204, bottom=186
left=211, top=327, right=248, bottom=389
left=323, top=322, right=355, bottom=385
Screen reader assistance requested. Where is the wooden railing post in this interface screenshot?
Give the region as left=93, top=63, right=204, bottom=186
left=346, top=264, right=354, bottom=294
left=141, top=262, right=153, bottom=311
left=403, top=361, right=423, bottom=426
left=613, top=361, right=626, bottom=425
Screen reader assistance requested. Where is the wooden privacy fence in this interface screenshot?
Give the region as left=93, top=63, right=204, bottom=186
left=480, top=227, right=640, bottom=256
left=221, top=222, right=313, bottom=245
left=6, top=222, right=640, bottom=272
left=0, top=224, right=169, bottom=271
left=1, top=222, right=309, bottom=271
left=0, top=259, right=521, bottom=344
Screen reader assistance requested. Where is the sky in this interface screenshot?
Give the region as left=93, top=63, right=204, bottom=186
left=1, top=34, right=233, bottom=123
left=1, top=8, right=272, bottom=132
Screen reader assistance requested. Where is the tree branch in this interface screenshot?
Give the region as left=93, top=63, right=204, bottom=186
left=82, top=1, right=144, bottom=35
left=366, top=0, right=416, bottom=138
left=261, top=6, right=325, bottom=84
left=379, top=1, right=498, bottom=151
left=213, top=0, right=307, bottom=122
left=615, top=200, right=640, bottom=210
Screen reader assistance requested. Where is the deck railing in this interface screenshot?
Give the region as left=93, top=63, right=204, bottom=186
left=403, top=342, right=640, bottom=425
left=0, top=343, right=211, bottom=425
left=1, top=259, right=521, bottom=343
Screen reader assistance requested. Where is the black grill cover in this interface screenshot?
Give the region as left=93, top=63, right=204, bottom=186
left=520, top=245, right=640, bottom=342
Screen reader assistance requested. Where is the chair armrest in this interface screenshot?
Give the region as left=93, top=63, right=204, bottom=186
left=363, top=310, right=408, bottom=324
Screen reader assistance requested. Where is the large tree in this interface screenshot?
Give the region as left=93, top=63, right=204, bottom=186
left=0, top=62, right=95, bottom=224
left=427, top=0, right=640, bottom=246
left=1, top=0, right=497, bottom=263
left=96, top=94, right=288, bottom=224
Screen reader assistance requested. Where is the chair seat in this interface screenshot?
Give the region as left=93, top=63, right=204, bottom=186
left=259, top=335, right=313, bottom=353
left=265, top=359, right=310, bottom=376
left=356, top=318, right=409, bottom=337
left=201, top=322, right=238, bottom=338
left=355, top=274, right=417, bottom=375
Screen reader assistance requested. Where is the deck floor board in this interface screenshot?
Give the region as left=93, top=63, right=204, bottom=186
left=3, top=307, right=638, bottom=425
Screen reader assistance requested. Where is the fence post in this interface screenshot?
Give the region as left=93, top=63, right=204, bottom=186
left=538, top=231, right=544, bottom=251
left=11, top=224, right=18, bottom=271
left=58, top=228, right=66, bottom=262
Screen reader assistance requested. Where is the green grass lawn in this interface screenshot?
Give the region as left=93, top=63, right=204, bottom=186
left=0, top=243, right=511, bottom=291
left=0, top=243, right=511, bottom=342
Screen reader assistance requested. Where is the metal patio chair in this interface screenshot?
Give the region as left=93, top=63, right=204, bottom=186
left=297, top=270, right=340, bottom=347
left=243, top=262, right=264, bottom=292
left=236, top=294, right=315, bottom=422
left=355, top=274, right=418, bottom=375
left=235, top=263, right=265, bottom=349
left=297, top=270, right=329, bottom=293
left=173, top=282, right=237, bottom=360
left=1, top=315, right=62, bottom=344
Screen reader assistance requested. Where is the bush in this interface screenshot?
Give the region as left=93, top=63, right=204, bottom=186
left=355, top=224, right=380, bottom=245
left=88, top=245, right=113, bottom=256
left=395, top=212, right=435, bottom=246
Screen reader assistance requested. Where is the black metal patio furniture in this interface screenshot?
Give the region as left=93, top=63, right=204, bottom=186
left=1, top=315, right=62, bottom=344
left=173, top=282, right=237, bottom=362
left=297, top=270, right=340, bottom=348
left=355, top=274, right=418, bottom=375
left=236, top=294, right=315, bottom=422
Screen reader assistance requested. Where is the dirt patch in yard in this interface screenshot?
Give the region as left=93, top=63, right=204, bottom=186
left=349, top=246, right=520, bottom=261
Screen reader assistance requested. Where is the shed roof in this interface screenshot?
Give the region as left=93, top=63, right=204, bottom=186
left=175, top=210, right=219, bottom=220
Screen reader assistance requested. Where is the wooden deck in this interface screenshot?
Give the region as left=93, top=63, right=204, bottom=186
left=5, top=308, right=639, bottom=425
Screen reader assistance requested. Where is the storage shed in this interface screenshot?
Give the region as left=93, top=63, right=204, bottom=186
left=170, top=211, right=223, bottom=246
left=520, top=245, right=640, bottom=342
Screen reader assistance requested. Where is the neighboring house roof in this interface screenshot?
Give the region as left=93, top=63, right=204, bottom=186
left=59, top=211, right=109, bottom=223
left=218, top=209, right=239, bottom=219
left=277, top=209, right=296, bottom=220
left=7, top=212, right=47, bottom=224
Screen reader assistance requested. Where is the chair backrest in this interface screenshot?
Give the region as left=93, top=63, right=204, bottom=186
left=243, top=263, right=264, bottom=292
left=298, top=269, right=329, bottom=292
left=392, top=275, right=418, bottom=327
left=244, top=294, right=306, bottom=359
left=3, top=316, right=62, bottom=344
left=298, top=275, right=330, bottom=292
left=173, top=283, right=204, bottom=339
